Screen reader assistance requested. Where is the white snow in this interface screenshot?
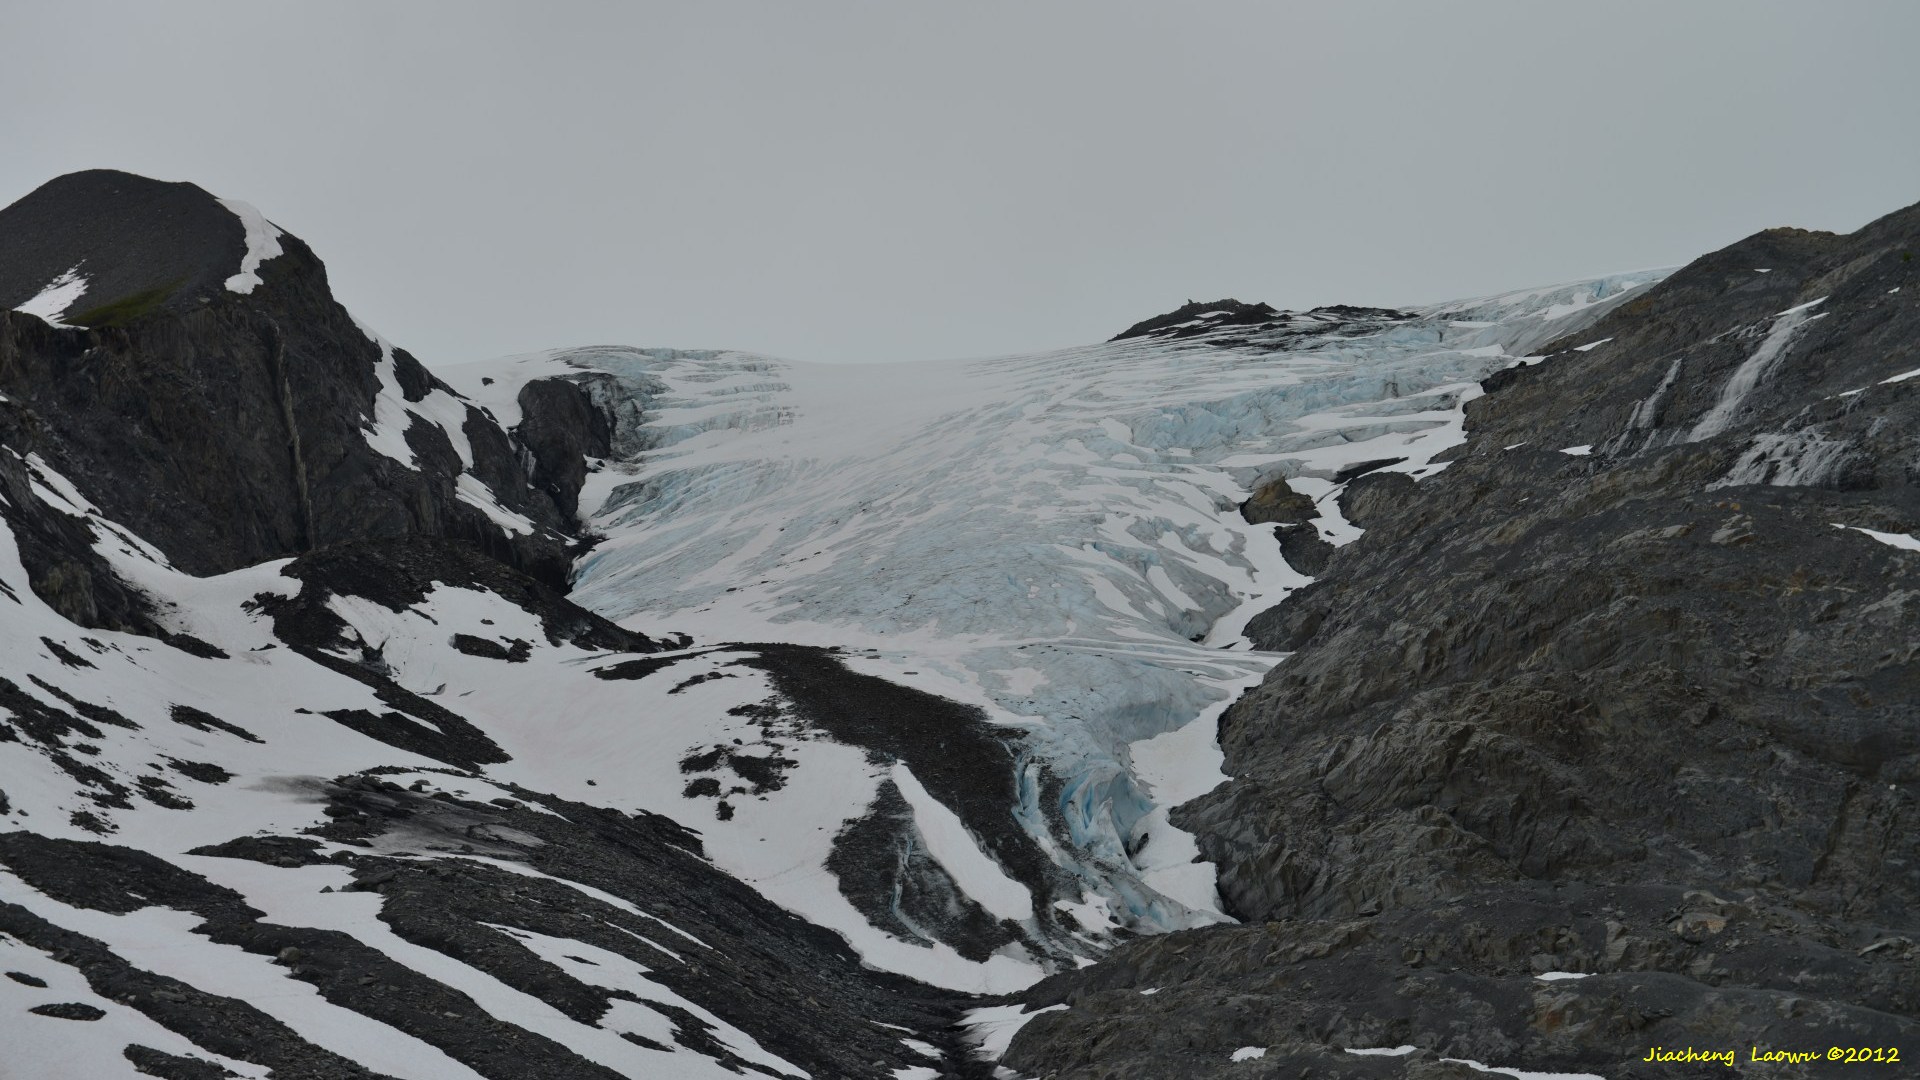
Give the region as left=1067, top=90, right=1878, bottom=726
left=347, top=314, right=537, bottom=534
left=1832, top=523, right=1920, bottom=552
left=0, top=453, right=844, bottom=1074
left=892, top=761, right=1035, bottom=921
left=1230, top=1046, right=1267, bottom=1061
left=1534, top=971, right=1591, bottom=981
left=900, top=1038, right=942, bottom=1058
left=1559, top=445, right=1593, bottom=456
left=0, top=928, right=269, bottom=1079
left=12, top=265, right=88, bottom=326
left=1711, top=431, right=1855, bottom=489
left=1619, top=356, right=1685, bottom=446
left=1688, top=297, right=1827, bottom=442
left=313, top=602, right=1036, bottom=991
left=1346, top=1045, right=1419, bottom=1056
left=1881, top=365, right=1920, bottom=384
left=491, top=924, right=808, bottom=1078
left=961, top=1003, right=1068, bottom=1061
left=217, top=198, right=285, bottom=294
left=178, top=857, right=804, bottom=1080
left=1125, top=683, right=1257, bottom=918
left=1440, top=1057, right=1606, bottom=1080
left=5, top=870, right=489, bottom=1080
left=1572, top=338, right=1611, bottom=352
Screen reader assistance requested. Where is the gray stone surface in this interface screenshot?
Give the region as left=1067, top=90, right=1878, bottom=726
left=1003, top=206, right=1920, bottom=1079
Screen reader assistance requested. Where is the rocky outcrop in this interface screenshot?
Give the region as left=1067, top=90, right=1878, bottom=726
left=514, top=375, right=616, bottom=522
left=1001, top=206, right=1920, bottom=1078
left=0, top=439, right=164, bottom=636
left=0, top=170, right=576, bottom=590
left=0, top=170, right=249, bottom=325
left=1112, top=298, right=1282, bottom=341
left=1238, top=474, right=1317, bottom=526
left=1240, top=474, right=1336, bottom=576
left=1113, top=298, right=1415, bottom=348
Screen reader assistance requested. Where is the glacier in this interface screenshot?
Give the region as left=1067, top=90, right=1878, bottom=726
left=439, top=268, right=1669, bottom=984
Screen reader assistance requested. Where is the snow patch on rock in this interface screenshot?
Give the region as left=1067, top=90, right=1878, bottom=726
left=12, top=265, right=88, bottom=326
left=216, top=198, right=284, bottom=294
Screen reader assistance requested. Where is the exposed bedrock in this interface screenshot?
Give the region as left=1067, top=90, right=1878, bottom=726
left=1002, top=203, right=1920, bottom=1078
left=0, top=170, right=576, bottom=590
left=514, top=375, right=617, bottom=522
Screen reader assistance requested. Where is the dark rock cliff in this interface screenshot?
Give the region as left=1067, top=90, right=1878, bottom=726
left=514, top=375, right=616, bottom=522
left=0, top=170, right=576, bottom=596
left=1003, top=206, right=1920, bottom=1077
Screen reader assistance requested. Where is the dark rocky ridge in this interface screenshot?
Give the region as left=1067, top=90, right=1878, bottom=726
left=0, top=169, right=247, bottom=325
left=1113, top=297, right=1415, bottom=348
left=0, top=443, right=174, bottom=637
left=0, top=170, right=578, bottom=595
left=1112, top=298, right=1282, bottom=340
left=1000, top=207, right=1920, bottom=1077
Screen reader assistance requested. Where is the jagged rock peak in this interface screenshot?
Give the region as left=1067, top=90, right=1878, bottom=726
left=0, top=169, right=288, bottom=329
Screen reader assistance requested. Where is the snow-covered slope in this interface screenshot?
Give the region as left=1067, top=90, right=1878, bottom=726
left=440, top=270, right=1667, bottom=979
left=0, top=447, right=975, bottom=1079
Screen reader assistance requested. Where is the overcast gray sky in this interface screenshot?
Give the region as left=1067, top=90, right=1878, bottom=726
left=4, top=2, right=1917, bottom=366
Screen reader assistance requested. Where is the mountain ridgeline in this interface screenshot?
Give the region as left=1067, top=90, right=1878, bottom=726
left=0, top=168, right=1916, bottom=1080
left=0, top=170, right=620, bottom=600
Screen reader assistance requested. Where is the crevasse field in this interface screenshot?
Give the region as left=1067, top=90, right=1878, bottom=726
left=440, top=271, right=1663, bottom=992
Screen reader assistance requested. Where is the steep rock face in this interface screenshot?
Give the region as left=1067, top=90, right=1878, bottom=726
left=0, top=440, right=167, bottom=638
left=999, top=208, right=1920, bottom=1078
left=0, top=170, right=575, bottom=591
left=0, top=169, right=248, bottom=324
left=514, top=375, right=617, bottom=522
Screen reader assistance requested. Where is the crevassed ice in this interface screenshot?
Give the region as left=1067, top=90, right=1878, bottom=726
left=440, top=270, right=1665, bottom=955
